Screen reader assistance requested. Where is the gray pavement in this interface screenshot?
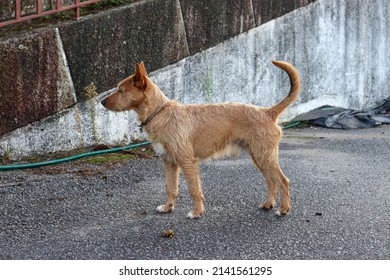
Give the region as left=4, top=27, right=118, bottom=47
left=0, top=125, right=389, bottom=259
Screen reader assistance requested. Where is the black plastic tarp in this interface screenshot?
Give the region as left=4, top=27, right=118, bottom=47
left=291, top=96, right=390, bottom=129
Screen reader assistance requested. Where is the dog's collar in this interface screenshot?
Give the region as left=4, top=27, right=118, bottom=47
left=139, top=104, right=167, bottom=132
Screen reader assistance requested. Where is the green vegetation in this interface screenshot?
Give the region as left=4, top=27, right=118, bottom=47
left=82, top=153, right=136, bottom=164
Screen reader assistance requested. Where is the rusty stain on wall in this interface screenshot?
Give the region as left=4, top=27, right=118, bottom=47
left=0, top=29, right=75, bottom=136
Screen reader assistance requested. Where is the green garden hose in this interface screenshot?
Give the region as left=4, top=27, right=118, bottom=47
left=0, top=141, right=151, bottom=170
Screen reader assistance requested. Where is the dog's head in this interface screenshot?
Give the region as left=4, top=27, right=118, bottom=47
left=101, top=61, right=149, bottom=112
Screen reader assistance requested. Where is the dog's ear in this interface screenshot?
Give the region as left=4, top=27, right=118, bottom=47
left=134, top=61, right=148, bottom=91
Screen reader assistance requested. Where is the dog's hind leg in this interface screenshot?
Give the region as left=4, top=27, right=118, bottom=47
left=260, top=174, right=278, bottom=210
left=250, top=151, right=290, bottom=215
left=265, top=164, right=290, bottom=215
left=156, top=158, right=180, bottom=213
left=250, top=153, right=277, bottom=210
left=277, top=173, right=290, bottom=215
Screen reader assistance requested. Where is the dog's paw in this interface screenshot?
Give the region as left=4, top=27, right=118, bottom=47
left=156, top=204, right=174, bottom=213
left=260, top=201, right=275, bottom=210
left=187, top=211, right=202, bottom=219
left=275, top=207, right=289, bottom=216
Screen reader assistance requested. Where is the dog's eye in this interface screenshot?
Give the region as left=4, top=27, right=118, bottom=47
left=119, top=88, right=124, bottom=94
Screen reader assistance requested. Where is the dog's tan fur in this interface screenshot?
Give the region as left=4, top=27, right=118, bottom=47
left=102, top=60, right=300, bottom=218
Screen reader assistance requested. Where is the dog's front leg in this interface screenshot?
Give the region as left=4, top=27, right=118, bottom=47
left=156, top=158, right=179, bottom=213
left=179, top=159, right=204, bottom=219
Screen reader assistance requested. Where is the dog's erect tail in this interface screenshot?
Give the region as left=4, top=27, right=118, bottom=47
left=268, top=60, right=300, bottom=121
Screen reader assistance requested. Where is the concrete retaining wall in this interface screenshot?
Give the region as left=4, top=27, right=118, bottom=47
left=158, top=0, right=390, bottom=118
left=1, top=0, right=315, bottom=137
left=1, top=0, right=389, bottom=159
left=0, top=28, right=76, bottom=136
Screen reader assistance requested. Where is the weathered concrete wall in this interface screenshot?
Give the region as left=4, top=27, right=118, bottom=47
left=1, top=0, right=190, bottom=136
left=292, top=0, right=390, bottom=114
left=252, top=0, right=317, bottom=25
left=151, top=0, right=390, bottom=119
left=180, top=0, right=255, bottom=55
left=59, top=0, right=189, bottom=101
left=1, top=0, right=389, bottom=159
left=0, top=0, right=315, bottom=159
left=1, top=0, right=314, bottom=137
left=0, top=28, right=76, bottom=136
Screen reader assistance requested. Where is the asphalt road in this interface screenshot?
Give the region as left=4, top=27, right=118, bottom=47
left=0, top=125, right=389, bottom=260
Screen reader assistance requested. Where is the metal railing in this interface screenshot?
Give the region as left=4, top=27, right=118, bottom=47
left=0, top=0, right=104, bottom=27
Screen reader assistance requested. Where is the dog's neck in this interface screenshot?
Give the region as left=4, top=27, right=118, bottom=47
left=139, top=103, right=167, bottom=132
left=134, top=83, right=170, bottom=125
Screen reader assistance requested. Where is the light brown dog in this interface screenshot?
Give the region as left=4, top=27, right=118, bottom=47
left=101, top=60, right=300, bottom=218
